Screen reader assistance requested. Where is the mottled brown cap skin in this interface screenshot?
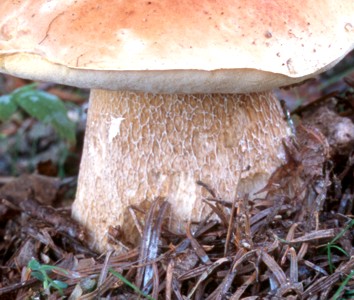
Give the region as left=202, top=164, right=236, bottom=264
left=0, top=0, right=353, bottom=93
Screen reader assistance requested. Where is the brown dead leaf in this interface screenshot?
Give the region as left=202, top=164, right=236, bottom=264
left=0, top=174, right=60, bottom=206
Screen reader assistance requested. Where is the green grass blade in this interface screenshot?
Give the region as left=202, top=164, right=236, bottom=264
left=109, top=268, right=156, bottom=300
left=331, top=270, right=354, bottom=300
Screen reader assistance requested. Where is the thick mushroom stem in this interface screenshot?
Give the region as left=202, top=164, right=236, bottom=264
left=73, top=90, right=289, bottom=251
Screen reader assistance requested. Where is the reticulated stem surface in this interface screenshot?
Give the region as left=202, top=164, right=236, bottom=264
left=73, top=90, right=289, bottom=251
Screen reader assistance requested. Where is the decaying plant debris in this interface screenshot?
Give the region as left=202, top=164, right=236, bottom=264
left=1, top=74, right=354, bottom=299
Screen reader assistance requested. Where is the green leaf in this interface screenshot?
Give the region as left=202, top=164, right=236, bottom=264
left=51, top=280, right=68, bottom=290
left=30, top=270, right=46, bottom=281
left=28, top=258, right=42, bottom=271
left=0, top=95, right=17, bottom=121
left=27, top=258, right=69, bottom=295
left=40, top=264, right=69, bottom=275
left=12, top=85, right=76, bottom=144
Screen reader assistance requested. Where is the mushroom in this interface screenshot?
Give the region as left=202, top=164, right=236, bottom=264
left=0, top=0, right=353, bottom=252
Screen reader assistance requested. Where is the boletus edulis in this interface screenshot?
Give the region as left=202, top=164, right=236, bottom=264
left=0, top=0, right=353, bottom=252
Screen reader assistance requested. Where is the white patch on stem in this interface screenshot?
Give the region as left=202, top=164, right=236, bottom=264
left=108, top=116, right=125, bottom=142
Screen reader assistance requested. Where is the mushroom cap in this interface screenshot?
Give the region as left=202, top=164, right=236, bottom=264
left=0, top=0, right=353, bottom=93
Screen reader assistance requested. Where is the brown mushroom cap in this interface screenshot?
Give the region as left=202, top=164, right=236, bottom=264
left=1, top=0, right=353, bottom=93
